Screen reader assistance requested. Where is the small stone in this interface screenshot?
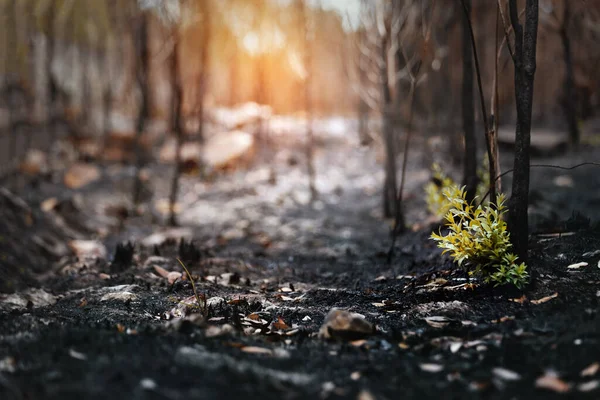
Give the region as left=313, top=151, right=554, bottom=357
left=318, top=309, right=374, bottom=340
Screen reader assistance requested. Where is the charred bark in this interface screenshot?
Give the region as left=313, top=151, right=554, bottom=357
left=381, top=35, right=397, bottom=219
left=461, top=0, right=477, bottom=204
left=168, top=34, right=184, bottom=227
left=132, top=12, right=150, bottom=207
left=508, top=0, right=538, bottom=261
left=559, top=3, right=579, bottom=146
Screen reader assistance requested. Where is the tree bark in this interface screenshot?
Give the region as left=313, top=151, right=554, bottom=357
left=168, top=33, right=184, bottom=227
left=132, top=12, right=150, bottom=207
left=196, top=1, right=210, bottom=143
left=380, top=35, right=396, bottom=219
left=508, top=0, right=538, bottom=261
left=461, top=0, right=477, bottom=204
left=300, top=0, right=317, bottom=201
left=559, top=2, right=579, bottom=146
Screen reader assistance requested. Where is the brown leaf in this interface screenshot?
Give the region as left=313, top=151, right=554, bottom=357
left=153, top=265, right=170, bottom=278
left=247, top=313, right=261, bottom=321
left=531, top=293, right=558, bottom=305
left=64, top=163, right=100, bottom=189
left=41, top=197, right=58, bottom=212
left=535, top=372, right=571, bottom=393
left=69, top=240, right=107, bottom=260
left=509, top=295, right=528, bottom=304
left=240, top=346, right=272, bottom=356
left=272, top=317, right=290, bottom=331
left=79, top=297, right=88, bottom=307
left=167, top=271, right=182, bottom=285
left=492, top=316, right=515, bottom=323
left=424, top=316, right=451, bottom=328
left=581, top=362, right=600, bottom=377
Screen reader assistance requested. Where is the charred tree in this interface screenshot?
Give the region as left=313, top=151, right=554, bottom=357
left=381, top=33, right=397, bottom=219
left=559, top=2, right=579, bottom=146
left=168, top=32, right=184, bottom=227
left=299, top=0, right=317, bottom=201
left=132, top=12, right=150, bottom=207
left=507, top=0, right=539, bottom=261
left=357, top=27, right=371, bottom=145
left=461, top=0, right=477, bottom=204
left=196, top=0, right=210, bottom=142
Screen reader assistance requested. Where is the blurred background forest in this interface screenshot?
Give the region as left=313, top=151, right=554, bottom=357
left=1, top=0, right=600, bottom=214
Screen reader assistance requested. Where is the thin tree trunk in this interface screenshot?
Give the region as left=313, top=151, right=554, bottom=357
left=301, top=0, right=317, bottom=201
left=381, top=36, right=396, bottom=219
left=461, top=0, right=477, bottom=203
left=560, top=3, right=579, bottom=146
left=196, top=2, right=210, bottom=143
left=168, top=34, right=183, bottom=227
left=508, top=0, right=538, bottom=261
left=132, top=12, right=150, bottom=207
left=45, top=4, right=59, bottom=143
left=357, top=29, right=371, bottom=145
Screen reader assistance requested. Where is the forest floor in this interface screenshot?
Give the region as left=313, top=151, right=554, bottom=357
left=1, top=119, right=600, bottom=400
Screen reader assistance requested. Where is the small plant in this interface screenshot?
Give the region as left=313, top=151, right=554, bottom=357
left=425, top=161, right=491, bottom=219
left=430, top=185, right=528, bottom=288
left=424, top=163, right=456, bottom=218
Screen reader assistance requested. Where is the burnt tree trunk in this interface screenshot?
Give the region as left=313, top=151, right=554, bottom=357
left=132, top=12, right=150, bottom=207
left=45, top=4, right=59, bottom=143
left=381, top=36, right=396, bottom=219
left=357, top=28, right=371, bottom=145
left=508, top=0, right=538, bottom=261
left=559, top=3, right=579, bottom=146
left=461, top=0, right=477, bottom=203
left=168, top=33, right=184, bottom=227
left=300, top=0, right=317, bottom=201
left=196, top=1, right=210, bottom=143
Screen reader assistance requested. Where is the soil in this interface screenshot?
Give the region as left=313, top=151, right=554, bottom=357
left=1, top=121, right=600, bottom=400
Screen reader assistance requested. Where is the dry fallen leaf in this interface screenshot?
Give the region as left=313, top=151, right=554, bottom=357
left=153, top=265, right=170, bottom=278
left=581, top=362, right=600, bottom=377
left=420, top=363, right=444, bottom=373
left=64, top=162, right=101, bottom=189
left=449, top=342, right=462, bottom=353
left=167, top=271, right=182, bottom=285
left=241, top=346, right=272, bottom=356
left=578, top=380, right=600, bottom=392
left=535, top=372, right=571, bottom=393
left=68, top=240, right=107, bottom=260
left=492, top=367, right=522, bottom=381
left=68, top=348, right=87, bottom=361
left=357, top=390, right=376, bottom=400
left=531, top=292, right=558, bottom=305
left=271, top=317, right=290, bottom=331
left=41, top=197, right=58, bottom=212
left=247, top=313, right=261, bottom=321
left=509, top=295, right=528, bottom=304
left=424, top=316, right=451, bottom=328
left=350, top=339, right=367, bottom=347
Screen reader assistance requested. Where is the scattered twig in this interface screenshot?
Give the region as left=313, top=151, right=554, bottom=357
left=177, top=258, right=207, bottom=317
